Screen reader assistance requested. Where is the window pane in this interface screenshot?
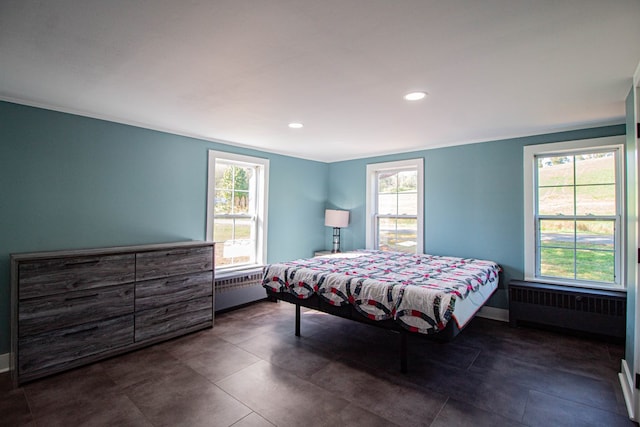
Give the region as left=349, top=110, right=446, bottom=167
left=378, top=217, right=395, bottom=251
left=537, top=156, right=574, bottom=187
left=213, top=218, right=233, bottom=243
left=215, top=243, right=253, bottom=267
left=397, top=192, right=417, bottom=215
left=576, top=220, right=614, bottom=250
left=378, top=170, right=417, bottom=216
left=233, top=189, right=251, bottom=215
left=214, top=190, right=232, bottom=214
left=378, top=193, right=397, bottom=215
left=222, top=220, right=253, bottom=261
left=395, top=217, right=417, bottom=252
left=378, top=172, right=398, bottom=193
left=215, top=163, right=231, bottom=188
left=540, top=219, right=574, bottom=249
left=538, top=186, right=574, bottom=215
left=397, top=170, right=417, bottom=191
left=215, top=163, right=254, bottom=215
left=576, top=249, right=615, bottom=283
left=540, top=247, right=574, bottom=279
left=575, top=184, right=616, bottom=215
left=233, top=218, right=254, bottom=240
left=234, top=167, right=253, bottom=215
left=575, top=153, right=615, bottom=185
left=377, top=217, right=417, bottom=253
left=214, top=218, right=254, bottom=267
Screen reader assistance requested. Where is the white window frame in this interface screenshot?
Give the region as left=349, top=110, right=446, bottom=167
left=523, top=136, right=625, bottom=289
left=366, top=158, right=424, bottom=253
left=206, top=150, right=269, bottom=272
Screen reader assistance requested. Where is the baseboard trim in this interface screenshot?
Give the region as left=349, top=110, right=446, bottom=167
left=619, top=359, right=636, bottom=421
left=0, top=353, right=9, bottom=373
left=476, top=306, right=509, bottom=322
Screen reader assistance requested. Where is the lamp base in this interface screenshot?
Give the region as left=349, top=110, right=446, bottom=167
left=331, top=227, right=341, bottom=253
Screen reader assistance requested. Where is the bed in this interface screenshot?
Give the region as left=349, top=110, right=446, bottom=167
left=262, top=249, right=500, bottom=371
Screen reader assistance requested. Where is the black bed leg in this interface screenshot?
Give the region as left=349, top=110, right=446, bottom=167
left=295, top=303, right=301, bottom=337
left=400, top=331, right=408, bottom=373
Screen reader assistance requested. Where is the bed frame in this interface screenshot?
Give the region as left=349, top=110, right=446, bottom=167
left=266, top=289, right=465, bottom=373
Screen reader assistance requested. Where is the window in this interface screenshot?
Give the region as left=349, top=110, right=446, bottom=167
left=524, top=137, right=624, bottom=288
left=206, top=151, right=269, bottom=270
left=366, top=159, right=424, bottom=253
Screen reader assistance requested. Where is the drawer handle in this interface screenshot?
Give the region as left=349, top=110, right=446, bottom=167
left=63, top=325, right=99, bottom=337
left=64, top=259, right=101, bottom=267
left=64, top=293, right=99, bottom=302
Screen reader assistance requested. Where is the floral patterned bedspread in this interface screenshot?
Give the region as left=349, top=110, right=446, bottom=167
left=262, top=250, right=500, bottom=334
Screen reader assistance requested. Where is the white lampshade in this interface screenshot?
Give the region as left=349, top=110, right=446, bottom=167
left=325, top=209, right=349, bottom=228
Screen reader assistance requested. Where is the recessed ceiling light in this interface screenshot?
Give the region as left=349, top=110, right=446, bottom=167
left=288, top=122, right=304, bottom=129
left=404, top=91, right=427, bottom=101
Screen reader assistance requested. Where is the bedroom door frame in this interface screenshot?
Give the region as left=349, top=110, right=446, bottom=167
left=634, top=62, right=640, bottom=421
left=620, top=59, right=640, bottom=422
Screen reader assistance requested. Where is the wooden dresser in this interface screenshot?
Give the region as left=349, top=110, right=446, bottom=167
left=11, top=241, right=214, bottom=386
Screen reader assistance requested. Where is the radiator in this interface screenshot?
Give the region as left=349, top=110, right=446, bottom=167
left=508, top=280, right=626, bottom=339
left=214, top=268, right=266, bottom=311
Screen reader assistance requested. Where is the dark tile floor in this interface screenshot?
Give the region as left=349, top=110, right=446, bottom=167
left=1, top=300, right=636, bottom=426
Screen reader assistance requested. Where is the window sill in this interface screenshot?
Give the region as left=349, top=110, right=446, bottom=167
left=512, top=279, right=627, bottom=297
left=215, top=265, right=264, bottom=279
left=522, top=276, right=626, bottom=293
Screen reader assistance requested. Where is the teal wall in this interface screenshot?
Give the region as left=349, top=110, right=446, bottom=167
left=328, top=125, right=626, bottom=310
left=625, top=87, right=637, bottom=372
left=0, top=101, right=328, bottom=354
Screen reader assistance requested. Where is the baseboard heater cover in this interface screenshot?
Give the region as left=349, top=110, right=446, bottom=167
left=215, top=268, right=266, bottom=311
left=508, top=280, right=626, bottom=339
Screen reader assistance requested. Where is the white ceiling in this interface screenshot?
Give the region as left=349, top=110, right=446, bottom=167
left=1, top=1, right=639, bottom=162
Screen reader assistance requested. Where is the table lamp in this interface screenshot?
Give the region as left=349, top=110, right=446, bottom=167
left=325, top=209, right=349, bottom=253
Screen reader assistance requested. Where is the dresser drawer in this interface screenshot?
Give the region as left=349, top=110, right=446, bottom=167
left=18, top=315, right=134, bottom=375
left=135, top=271, right=212, bottom=311
left=18, top=254, right=135, bottom=299
left=136, top=246, right=213, bottom=281
left=18, top=284, right=134, bottom=337
left=135, top=296, right=213, bottom=342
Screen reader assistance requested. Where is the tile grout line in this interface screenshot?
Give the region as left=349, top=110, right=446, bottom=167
left=429, top=396, right=449, bottom=427
left=20, top=386, right=36, bottom=425
left=520, top=389, right=532, bottom=426
left=123, top=393, right=157, bottom=427
left=228, top=411, right=275, bottom=427
left=196, top=339, right=275, bottom=423
left=209, top=359, right=281, bottom=427
left=466, top=347, right=482, bottom=370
